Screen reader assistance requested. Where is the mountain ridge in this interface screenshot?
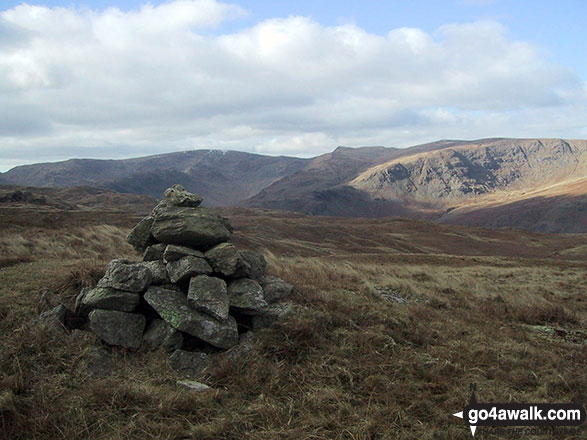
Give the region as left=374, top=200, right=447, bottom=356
left=2, top=138, right=585, bottom=232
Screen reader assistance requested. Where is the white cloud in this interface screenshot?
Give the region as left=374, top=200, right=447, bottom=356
left=0, top=1, right=585, bottom=171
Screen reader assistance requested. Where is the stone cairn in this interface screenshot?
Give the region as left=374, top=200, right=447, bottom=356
left=72, top=184, right=294, bottom=376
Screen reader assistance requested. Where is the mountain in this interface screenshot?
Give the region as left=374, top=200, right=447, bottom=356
left=245, top=138, right=586, bottom=232
left=1, top=150, right=308, bottom=206
left=1, top=138, right=585, bottom=232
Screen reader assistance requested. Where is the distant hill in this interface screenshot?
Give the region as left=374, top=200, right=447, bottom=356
left=1, top=150, right=308, bottom=206
left=1, top=138, right=585, bottom=232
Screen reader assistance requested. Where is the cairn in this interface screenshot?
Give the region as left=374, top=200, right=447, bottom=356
left=71, top=184, right=294, bottom=375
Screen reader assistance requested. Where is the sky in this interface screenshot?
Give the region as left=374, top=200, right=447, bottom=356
left=0, top=0, right=586, bottom=171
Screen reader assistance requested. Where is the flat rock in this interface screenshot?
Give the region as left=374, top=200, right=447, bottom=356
left=97, top=259, right=152, bottom=293
left=126, top=216, right=155, bottom=251
left=164, top=184, right=203, bottom=207
left=166, top=256, right=212, bottom=284
left=76, top=286, right=140, bottom=315
left=177, top=380, right=210, bottom=391
left=261, top=276, right=294, bottom=304
left=143, top=243, right=167, bottom=261
left=151, top=204, right=232, bottom=250
left=227, top=278, right=268, bottom=315
left=89, top=309, right=146, bottom=348
left=163, top=244, right=204, bottom=263
left=205, top=243, right=249, bottom=278
left=144, top=286, right=239, bottom=349
left=241, top=250, right=267, bottom=281
left=188, top=275, right=229, bottom=321
left=169, top=350, right=210, bottom=377
left=140, top=260, right=170, bottom=285
left=143, top=318, right=183, bottom=350
left=252, top=302, right=295, bottom=330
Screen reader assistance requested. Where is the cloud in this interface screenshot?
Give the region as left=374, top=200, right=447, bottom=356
left=0, top=0, right=585, bottom=171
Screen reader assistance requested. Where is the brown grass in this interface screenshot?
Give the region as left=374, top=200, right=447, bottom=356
left=0, top=207, right=585, bottom=439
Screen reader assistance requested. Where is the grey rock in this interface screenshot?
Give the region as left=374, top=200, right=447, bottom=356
left=223, top=331, right=257, bottom=362
left=39, top=304, right=68, bottom=330
left=227, top=278, right=268, bottom=315
left=205, top=242, right=249, bottom=278
left=163, top=244, right=204, bottom=263
left=241, top=250, right=267, bottom=281
left=89, top=309, right=146, bottom=348
left=126, top=216, right=155, bottom=251
left=166, top=256, right=212, bottom=284
left=187, top=275, right=229, bottom=320
left=157, top=283, right=185, bottom=293
left=151, top=204, right=232, bottom=250
left=169, top=350, right=210, bottom=377
left=176, top=380, right=210, bottom=391
left=140, top=260, right=170, bottom=285
left=144, top=286, right=239, bottom=349
left=143, top=318, right=183, bottom=350
left=261, top=276, right=294, bottom=304
left=164, top=184, right=203, bottom=208
left=76, top=286, right=140, bottom=315
left=97, top=259, right=152, bottom=293
left=74, top=287, right=91, bottom=315
left=252, top=302, right=295, bottom=330
left=142, top=243, right=167, bottom=261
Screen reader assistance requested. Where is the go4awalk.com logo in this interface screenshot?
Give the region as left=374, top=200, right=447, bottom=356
left=453, top=384, right=585, bottom=437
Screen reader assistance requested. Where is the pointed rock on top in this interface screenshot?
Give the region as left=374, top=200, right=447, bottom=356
left=164, top=184, right=203, bottom=207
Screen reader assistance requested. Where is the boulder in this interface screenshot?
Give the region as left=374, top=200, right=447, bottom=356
left=143, top=318, right=183, bottom=350
left=241, top=250, right=267, bottom=281
left=88, top=309, right=146, bottom=348
left=205, top=243, right=249, bottom=278
left=169, top=350, right=210, bottom=377
left=142, top=243, right=166, bottom=261
left=150, top=204, right=232, bottom=250
left=188, top=275, right=229, bottom=321
left=166, top=256, right=212, bottom=284
left=225, top=331, right=257, bottom=361
left=144, top=286, right=239, bottom=349
left=261, top=276, right=294, bottom=304
left=39, top=304, right=68, bottom=330
left=227, top=278, right=268, bottom=315
left=140, top=260, right=170, bottom=285
left=252, top=302, right=295, bottom=330
left=97, top=259, right=152, bottom=293
left=76, top=286, right=140, bottom=315
left=164, top=184, right=203, bottom=208
left=163, top=244, right=204, bottom=263
left=126, top=216, right=155, bottom=251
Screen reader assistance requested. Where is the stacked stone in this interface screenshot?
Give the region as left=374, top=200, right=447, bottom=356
left=74, top=185, right=293, bottom=369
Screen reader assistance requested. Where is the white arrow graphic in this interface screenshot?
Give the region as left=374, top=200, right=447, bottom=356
left=453, top=411, right=477, bottom=437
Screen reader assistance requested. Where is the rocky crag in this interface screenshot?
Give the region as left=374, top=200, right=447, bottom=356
left=44, top=184, right=294, bottom=377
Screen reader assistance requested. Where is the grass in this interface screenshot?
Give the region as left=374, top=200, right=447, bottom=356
left=0, top=207, right=585, bottom=439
